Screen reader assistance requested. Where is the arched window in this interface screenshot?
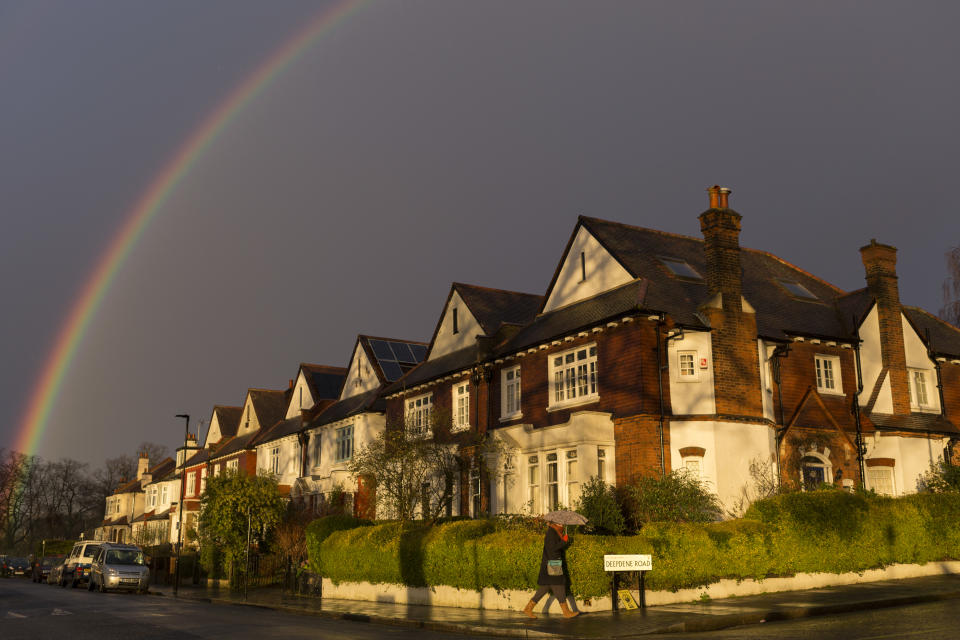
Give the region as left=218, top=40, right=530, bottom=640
left=801, top=453, right=832, bottom=489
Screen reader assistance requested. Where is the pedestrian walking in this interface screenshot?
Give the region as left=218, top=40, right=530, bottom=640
left=522, top=520, right=579, bottom=618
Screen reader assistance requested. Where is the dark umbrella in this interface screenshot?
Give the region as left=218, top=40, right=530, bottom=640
left=544, top=510, right=588, bottom=525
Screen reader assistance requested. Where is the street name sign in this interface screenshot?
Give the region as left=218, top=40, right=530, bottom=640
left=603, top=554, right=652, bottom=571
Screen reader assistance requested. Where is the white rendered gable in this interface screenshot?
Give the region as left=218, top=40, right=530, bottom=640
left=206, top=412, right=223, bottom=446
left=429, top=290, right=483, bottom=360
left=902, top=313, right=941, bottom=412
left=286, top=370, right=317, bottom=419
left=237, top=395, right=260, bottom=436
left=858, top=305, right=893, bottom=412
left=340, top=343, right=380, bottom=400
left=542, top=226, right=633, bottom=313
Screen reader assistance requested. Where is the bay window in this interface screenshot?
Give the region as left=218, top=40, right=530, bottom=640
left=406, top=393, right=433, bottom=438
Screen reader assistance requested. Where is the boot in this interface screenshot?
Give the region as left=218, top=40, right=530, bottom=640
left=522, top=599, right=537, bottom=619
left=560, top=601, right=580, bottom=618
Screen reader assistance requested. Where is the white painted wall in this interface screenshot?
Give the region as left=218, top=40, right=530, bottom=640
left=257, top=434, right=302, bottom=487
left=667, top=330, right=716, bottom=415
left=858, top=305, right=893, bottom=412
left=670, top=420, right=776, bottom=514
left=542, top=226, right=634, bottom=313
left=864, top=433, right=949, bottom=495
left=206, top=411, right=224, bottom=446
left=236, top=394, right=260, bottom=436
left=285, top=371, right=316, bottom=419
left=304, top=412, right=386, bottom=494
left=759, top=342, right=777, bottom=422
left=339, top=343, right=380, bottom=401
left=902, top=314, right=941, bottom=413
left=491, top=411, right=616, bottom=515
left=429, top=290, right=483, bottom=360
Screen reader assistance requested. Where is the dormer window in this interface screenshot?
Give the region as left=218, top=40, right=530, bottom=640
left=660, top=258, right=702, bottom=280
left=777, top=279, right=818, bottom=301
left=452, top=307, right=459, bottom=334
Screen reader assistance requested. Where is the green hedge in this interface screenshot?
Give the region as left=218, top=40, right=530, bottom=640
left=306, top=492, right=960, bottom=598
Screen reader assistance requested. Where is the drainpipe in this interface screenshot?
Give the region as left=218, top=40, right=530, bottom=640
left=656, top=315, right=684, bottom=477
left=926, top=329, right=947, bottom=418
left=771, top=343, right=791, bottom=490
left=852, top=321, right=866, bottom=487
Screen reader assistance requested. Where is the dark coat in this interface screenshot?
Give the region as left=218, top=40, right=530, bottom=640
left=537, top=526, right=570, bottom=586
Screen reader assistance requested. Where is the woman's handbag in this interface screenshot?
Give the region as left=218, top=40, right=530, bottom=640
left=547, top=560, right=563, bottom=576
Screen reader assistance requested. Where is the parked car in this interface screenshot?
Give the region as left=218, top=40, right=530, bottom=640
left=33, top=555, right=63, bottom=583
left=47, top=559, right=65, bottom=585
left=8, top=557, right=30, bottom=577
left=88, top=543, right=149, bottom=594
left=61, top=540, right=103, bottom=588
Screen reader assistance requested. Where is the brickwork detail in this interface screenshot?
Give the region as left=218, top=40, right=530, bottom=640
left=861, top=241, right=910, bottom=414
left=613, top=414, right=669, bottom=484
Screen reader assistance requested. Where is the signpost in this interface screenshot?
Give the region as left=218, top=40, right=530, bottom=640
left=604, top=554, right=652, bottom=611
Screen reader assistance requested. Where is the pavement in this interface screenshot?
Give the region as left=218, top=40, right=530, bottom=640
left=148, top=573, right=960, bottom=639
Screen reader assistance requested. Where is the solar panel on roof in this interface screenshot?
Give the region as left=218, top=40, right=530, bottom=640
left=390, top=342, right=417, bottom=363
left=409, top=344, right=427, bottom=361
left=380, top=361, right=404, bottom=381
left=369, top=339, right=394, bottom=360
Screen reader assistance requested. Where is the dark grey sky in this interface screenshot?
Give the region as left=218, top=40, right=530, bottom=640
left=2, top=1, right=958, bottom=465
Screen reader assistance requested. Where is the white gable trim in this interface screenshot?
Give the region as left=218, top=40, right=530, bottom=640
left=542, top=226, right=633, bottom=313
left=429, top=290, right=483, bottom=360
left=286, top=370, right=317, bottom=419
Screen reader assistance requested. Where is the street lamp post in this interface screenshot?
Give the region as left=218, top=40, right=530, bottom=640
left=174, top=413, right=190, bottom=596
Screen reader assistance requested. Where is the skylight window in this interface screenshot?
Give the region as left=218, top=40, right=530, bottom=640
left=660, top=258, right=702, bottom=280
left=778, top=280, right=818, bottom=300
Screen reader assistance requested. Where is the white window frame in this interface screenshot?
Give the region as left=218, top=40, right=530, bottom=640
left=548, top=343, right=598, bottom=410
left=501, top=365, right=522, bottom=420
left=814, top=354, right=843, bottom=395
left=270, top=446, right=281, bottom=475
left=908, top=368, right=933, bottom=410
left=681, top=456, right=703, bottom=479
left=867, top=466, right=896, bottom=496
left=406, top=393, right=433, bottom=438
left=149, top=487, right=157, bottom=508
left=160, top=484, right=168, bottom=505
left=200, top=468, right=207, bottom=494
left=335, top=425, right=354, bottom=463
left=452, top=381, right=471, bottom=432
left=226, top=458, right=239, bottom=471
left=677, top=350, right=698, bottom=381
left=185, top=471, right=196, bottom=497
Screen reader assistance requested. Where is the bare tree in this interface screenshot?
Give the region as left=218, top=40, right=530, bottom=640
left=941, top=246, right=960, bottom=327
left=136, top=441, right=171, bottom=464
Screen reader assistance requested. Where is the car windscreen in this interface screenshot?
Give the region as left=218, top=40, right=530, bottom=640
left=105, top=549, right=145, bottom=565
left=80, top=545, right=101, bottom=560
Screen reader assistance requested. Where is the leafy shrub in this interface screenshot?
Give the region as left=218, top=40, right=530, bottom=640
left=309, top=492, right=960, bottom=598
left=618, top=471, right=721, bottom=530
left=918, top=460, right=960, bottom=493
left=575, top=476, right=625, bottom=535
left=305, top=514, right=371, bottom=574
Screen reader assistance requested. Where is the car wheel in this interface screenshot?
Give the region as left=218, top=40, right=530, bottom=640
left=87, top=577, right=95, bottom=591
left=59, top=575, right=67, bottom=588
left=70, top=577, right=78, bottom=588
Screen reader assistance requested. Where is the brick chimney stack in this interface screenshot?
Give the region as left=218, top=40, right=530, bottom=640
left=699, top=186, right=743, bottom=312
left=697, top=186, right=763, bottom=419
left=860, top=239, right=910, bottom=414
left=136, top=451, right=149, bottom=481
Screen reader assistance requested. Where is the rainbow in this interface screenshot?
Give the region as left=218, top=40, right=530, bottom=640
left=13, top=0, right=369, bottom=457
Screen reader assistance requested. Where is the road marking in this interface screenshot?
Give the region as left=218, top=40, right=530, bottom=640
left=52, top=608, right=72, bottom=616
left=6, top=611, right=27, bottom=618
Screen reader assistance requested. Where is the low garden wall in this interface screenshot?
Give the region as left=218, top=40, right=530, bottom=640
left=306, top=492, right=960, bottom=610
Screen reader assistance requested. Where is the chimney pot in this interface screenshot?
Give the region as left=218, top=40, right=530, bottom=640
left=707, top=185, right=721, bottom=209
left=718, top=187, right=731, bottom=209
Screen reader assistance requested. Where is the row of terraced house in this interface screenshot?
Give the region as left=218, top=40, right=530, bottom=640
left=96, top=186, right=960, bottom=545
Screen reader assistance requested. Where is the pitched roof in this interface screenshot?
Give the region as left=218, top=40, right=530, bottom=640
left=248, top=388, right=288, bottom=431
left=182, top=447, right=210, bottom=469
left=311, top=387, right=385, bottom=426
left=452, top=283, right=543, bottom=335
left=578, top=216, right=855, bottom=341
left=356, top=335, right=429, bottom=384
left=208, top=431, right=258, bottom=462
left=383, top=346, right=478, bottom=395
left=211, top=405, right=243, bottom=440
left=903, top=307, right=960, bottom=359
left=300, top=364, right=347, bottom=400
left=251, top=415, right=303, bottom=447
left=868, top=412, right=960, bottom=436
